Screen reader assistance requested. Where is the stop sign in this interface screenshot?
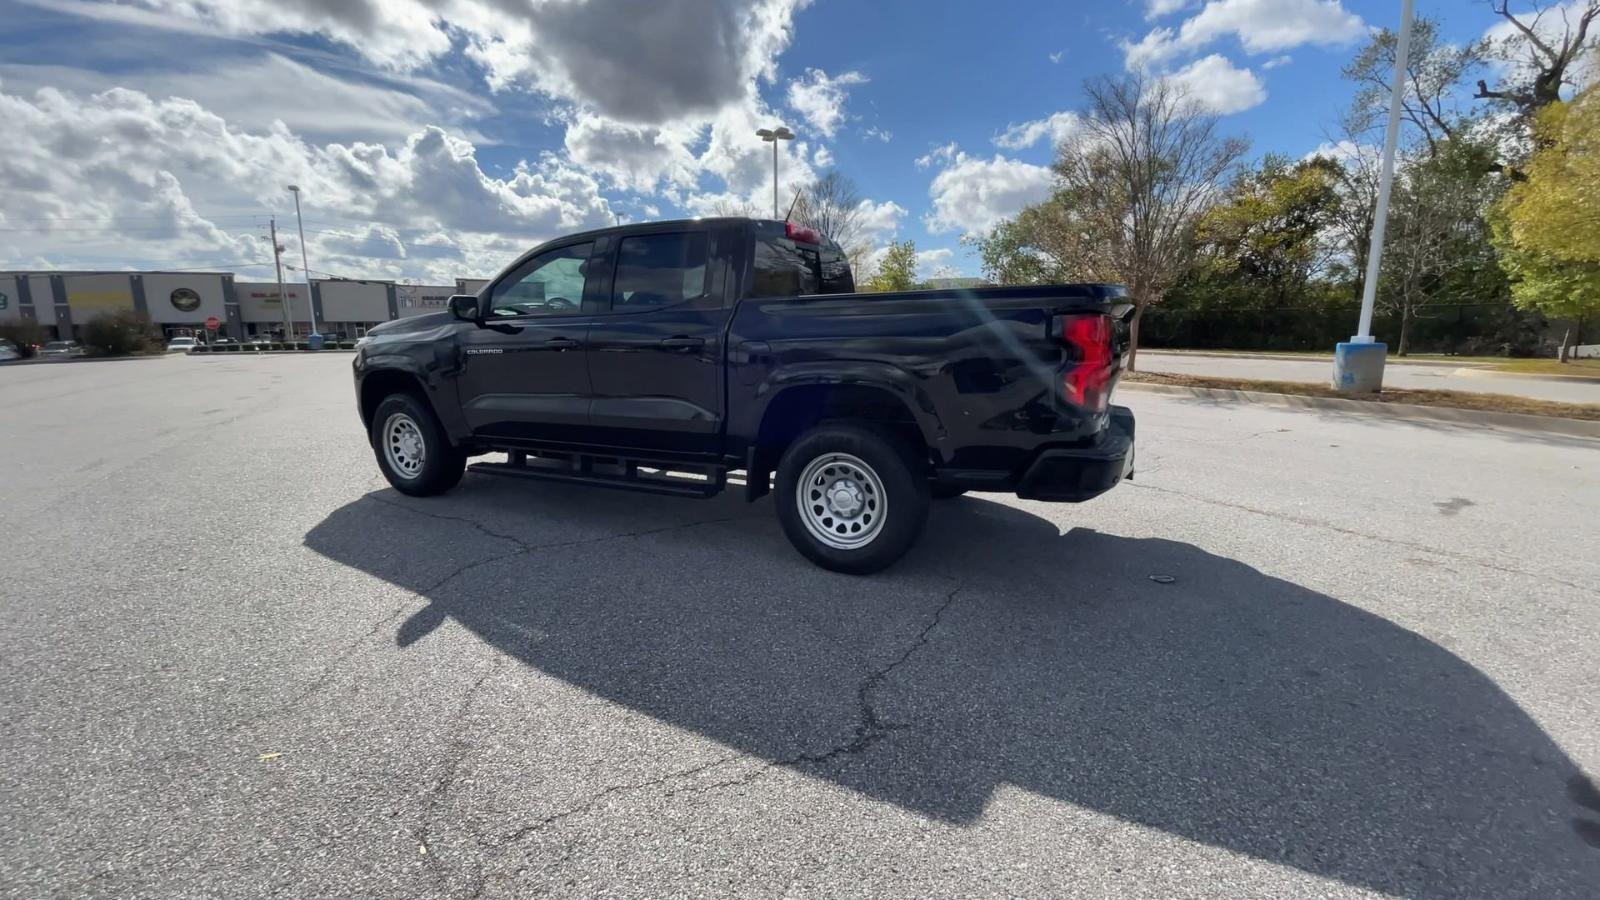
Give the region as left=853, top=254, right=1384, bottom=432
left=206, top=316, right=220, bottom=330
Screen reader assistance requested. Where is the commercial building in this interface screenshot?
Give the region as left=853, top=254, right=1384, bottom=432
left=0, top=271, right=487, bottom=341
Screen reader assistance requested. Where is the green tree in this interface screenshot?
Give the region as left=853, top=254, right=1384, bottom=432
left=1493, top=89, right=1600, bottom=360
left=1193, top=155, right=1343, bottom=309
left=0, top=320, right=48, bottom=358
left=1379, top=137, right=1508, bottom=356
left=864, top=240, right=920, bottom=293
left=81, top=309, right=160, bottom=356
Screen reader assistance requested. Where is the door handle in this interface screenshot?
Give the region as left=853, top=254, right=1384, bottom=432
left=545, top=337, right=582, bottom=350
left=659, top=336, right=705, bottom=351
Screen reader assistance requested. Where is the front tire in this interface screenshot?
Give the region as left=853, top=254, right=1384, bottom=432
left=775, top=425, right=930, bottom=574
left=371, top=393, right=466, bottom=496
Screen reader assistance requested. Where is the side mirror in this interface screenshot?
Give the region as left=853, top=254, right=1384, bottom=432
left=448, top=294, right=480, bottom=323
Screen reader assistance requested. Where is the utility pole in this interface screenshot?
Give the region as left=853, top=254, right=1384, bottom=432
left=1333, top=0, right=1412, bottom=393
left=269, top=217, right=293, bottom=341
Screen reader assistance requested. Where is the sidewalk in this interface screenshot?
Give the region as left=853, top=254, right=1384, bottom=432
left=1137, top=351, right=1600, bottom=405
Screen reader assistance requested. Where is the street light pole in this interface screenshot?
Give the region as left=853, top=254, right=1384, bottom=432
left=756, top=126, right=795, bottom=218
left=1334, top=0, right=1412, bottom=393
left=269, top=217, right=293, bottom=341
left=286, top=185, right=319, bottom=337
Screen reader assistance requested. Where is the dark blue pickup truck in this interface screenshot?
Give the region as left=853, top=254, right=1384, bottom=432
left=353, top=217, right=1135, bottom=573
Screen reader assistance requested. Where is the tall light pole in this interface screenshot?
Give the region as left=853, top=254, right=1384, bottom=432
left=268, top=217, right=293, bottom=341
left=286, top=184, right=320, bottom=337
left=756, top=126, right=795, bottom=219
left=1334, top=0, right=1413, bottom=393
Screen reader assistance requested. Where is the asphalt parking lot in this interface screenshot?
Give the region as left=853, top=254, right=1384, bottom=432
left=4, top=353, right=1600, bottom=898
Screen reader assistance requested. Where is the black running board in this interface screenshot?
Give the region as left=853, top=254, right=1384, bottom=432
left=469, top=459, right=723, bottom=498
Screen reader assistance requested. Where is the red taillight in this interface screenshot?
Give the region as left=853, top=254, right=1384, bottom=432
left=1061, top=314, right=1114, bottom=412
left=785, top=221, right=821, bottom=244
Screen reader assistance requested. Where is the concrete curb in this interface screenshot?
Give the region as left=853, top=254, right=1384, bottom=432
left=1120, top=381, right=1600, bottom=439
left=1450, top=367, right=1600, bottom=385
left=1142, top=350, right=1485, bottom=369
left=1144, top=349, right=1600, bottom=382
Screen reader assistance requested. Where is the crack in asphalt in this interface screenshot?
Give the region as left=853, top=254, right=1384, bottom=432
left=788, top=582, right=964, bottom=766
left=1127, top=481, right=1600, bottom=597
left=414, top=662, right=501, bottom=884
left=239, top=504, right=762, bottom=736
left=369, top=494, right=534, bottom=551
left=460, top=581, right=966, bottom=889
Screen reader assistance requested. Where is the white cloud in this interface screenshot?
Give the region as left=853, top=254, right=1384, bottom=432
left=16, top=0, right=841, bottom=248
left=0, top=52, right=492, bottom=142
left=864, top=125, right=893, bottom=142
left=924, top=151, right=1055, bottom=235
left=786, top=67, right=867, bottom=138
left=1261, top=54, right=1293, bottom=70
left=28, top=0, right=814, bottom=127
left=1049, top=50, right=1064, bottom=64
left=812, top=146, right=835, bottom=167
left=562, top=113, right=699, bottom=193
left=1305, top=139, right=1379, bottom=168
left=1144, top=0, right=1193, bottom=19
left=1161, top=54, right=1267, bottom=114
left=915, top=142, right=959, bottom=170
left=856, top=199, right=907, bottom=244
left=993, top=111, right=1081, bottom=150
left=1123, top=0, right=1365, bottom=69
left=1123, top=27, right=1185, bottom=68
left=915, top=247, right=956, bottom=280
left=0, top=83, right=613, bottom=282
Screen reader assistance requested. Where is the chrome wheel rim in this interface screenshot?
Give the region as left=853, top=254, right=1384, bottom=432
left=383, top=413, right=426, bottom=479
left=797, top=452, right=886, bottom=550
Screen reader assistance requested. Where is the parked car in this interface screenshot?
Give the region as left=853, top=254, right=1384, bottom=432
left=41, top=340, right=87, bottom=359
left=0, top=339, right=20, bottom=362
left=353, top=218, right=1135, bottom=573
left=166, top=336, right=198, bottom=353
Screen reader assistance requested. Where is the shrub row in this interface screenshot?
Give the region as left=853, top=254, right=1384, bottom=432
left=190, top=341, right=357, bottom=352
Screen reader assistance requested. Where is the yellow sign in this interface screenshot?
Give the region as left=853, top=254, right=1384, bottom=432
left=69, top=291, right=134, bottom=310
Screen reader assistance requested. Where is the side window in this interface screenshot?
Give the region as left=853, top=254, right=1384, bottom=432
left=611, top=232, right=710, bottom=310
left=751, top=237, right=820, bottom=298
left=488, top=242, right=594, bottom=317
left=819, top=242, right=855, bottom=294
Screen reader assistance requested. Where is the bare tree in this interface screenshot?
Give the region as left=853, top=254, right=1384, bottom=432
left=1344, top=17, right=1485, bottom=158
left=1316, top=109, right=1389, bottom=301
left=1475, top=0, right=1599, bottom=118
left=709, top=197, right=765, bottom=218
left=793, top=171, right=868, bottom=249
left=1046, top=72, right=1249, bottom=370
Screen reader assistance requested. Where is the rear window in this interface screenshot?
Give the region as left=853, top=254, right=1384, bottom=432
left=750, top=231, right=855, bottom=298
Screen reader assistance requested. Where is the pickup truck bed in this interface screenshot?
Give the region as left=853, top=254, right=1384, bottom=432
left=354, top=217, right=1135, bottom=573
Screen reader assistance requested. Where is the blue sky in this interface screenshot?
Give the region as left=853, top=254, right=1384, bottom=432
left=0, top=0, right=1535, bottom=284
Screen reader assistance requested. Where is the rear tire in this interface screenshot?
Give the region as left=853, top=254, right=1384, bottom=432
left=775, top=424, right=930, bottom=574
left=371, top=393, right=466, bottom=496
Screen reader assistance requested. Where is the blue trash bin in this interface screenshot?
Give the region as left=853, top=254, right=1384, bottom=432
left=307, top=333, right=325, bottom=351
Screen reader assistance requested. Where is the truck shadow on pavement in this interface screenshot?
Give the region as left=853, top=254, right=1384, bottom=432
left=305, top=483, right=1599, bottom=896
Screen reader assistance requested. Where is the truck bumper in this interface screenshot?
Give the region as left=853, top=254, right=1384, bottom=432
left=1014, top=405, right=1135, bottom=503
